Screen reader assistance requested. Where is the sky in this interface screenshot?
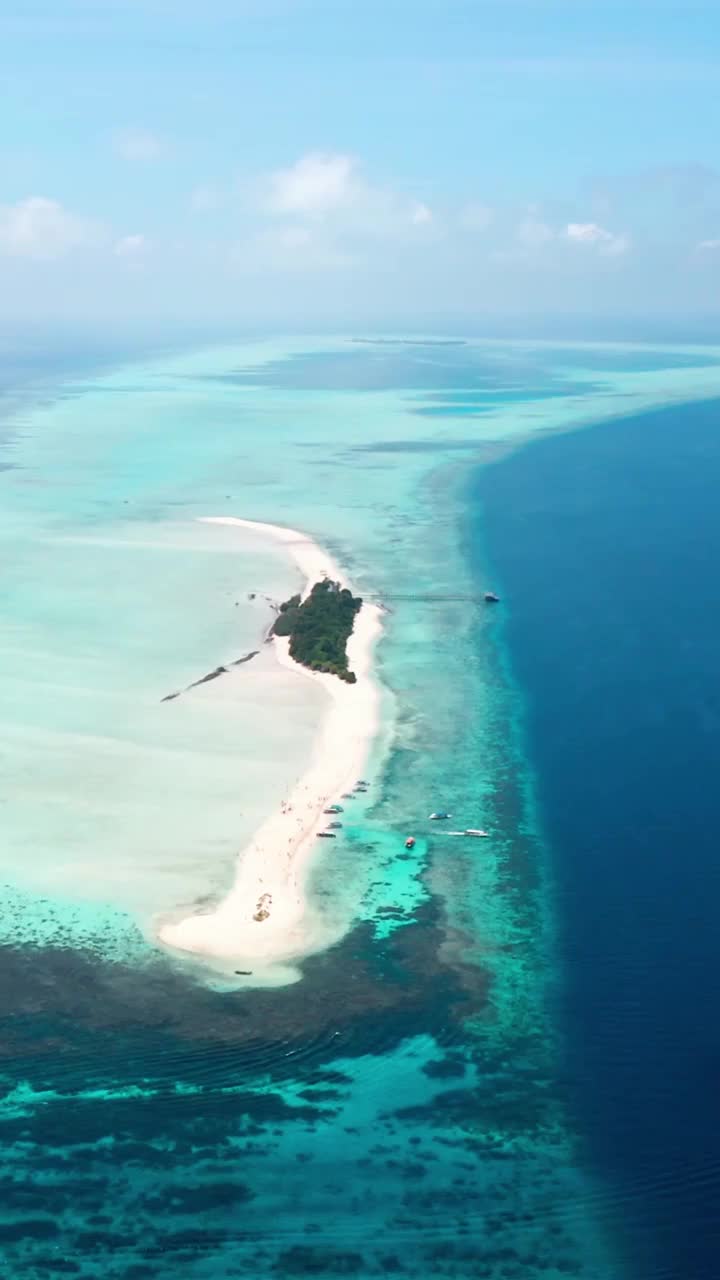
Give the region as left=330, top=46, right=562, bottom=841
left=1, top=0, right=720, bottom=333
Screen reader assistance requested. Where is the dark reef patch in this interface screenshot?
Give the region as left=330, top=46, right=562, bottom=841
left=0, top=895, right=487, bottom=1080
left=143, top=1181, right=255, bottom=1215
left=0, top=1218, right=61, bottom=1242
left=273, top=1244, right=364, bottom=1274
left=421, top=1056, right=466, bottom=1079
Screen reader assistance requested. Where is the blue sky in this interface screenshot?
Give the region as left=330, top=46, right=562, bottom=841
left=1, top=0, right=719, bottom=330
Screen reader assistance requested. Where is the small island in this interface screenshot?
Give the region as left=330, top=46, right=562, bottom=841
left=271, top=579, right=362, bottom=683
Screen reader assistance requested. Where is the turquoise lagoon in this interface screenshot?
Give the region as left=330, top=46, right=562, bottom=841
left=2, top=336, right=720, bottom=1277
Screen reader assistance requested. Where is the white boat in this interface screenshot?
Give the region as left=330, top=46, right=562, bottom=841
left=428, top=811, right=451, bottom=820
left=465, top=828, right=489, bottom=838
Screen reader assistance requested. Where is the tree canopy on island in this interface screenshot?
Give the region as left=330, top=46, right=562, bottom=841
left=271, top=579, right=362, bottom=683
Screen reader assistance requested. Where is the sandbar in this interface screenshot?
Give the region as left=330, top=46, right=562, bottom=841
left=158, top=516, right=383, bottom=968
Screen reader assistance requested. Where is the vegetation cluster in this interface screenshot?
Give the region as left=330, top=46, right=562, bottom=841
left=271, top=579, right=362, bottom=682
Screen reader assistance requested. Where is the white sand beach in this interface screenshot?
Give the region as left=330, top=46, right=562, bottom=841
left=158, top=516, right=383, bottom=967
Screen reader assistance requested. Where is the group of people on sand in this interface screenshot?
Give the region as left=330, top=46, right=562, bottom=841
left=251, top=782, right=339, bottom=919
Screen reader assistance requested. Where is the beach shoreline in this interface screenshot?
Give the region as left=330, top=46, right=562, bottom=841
left=158, top=516, right=383, bottom=970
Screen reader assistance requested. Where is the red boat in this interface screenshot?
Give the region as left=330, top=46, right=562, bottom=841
left=405, top=836, right=416, bottom=849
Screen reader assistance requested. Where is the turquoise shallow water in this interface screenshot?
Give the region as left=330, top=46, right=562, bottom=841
left=3, top=336, right=720, bottom=1276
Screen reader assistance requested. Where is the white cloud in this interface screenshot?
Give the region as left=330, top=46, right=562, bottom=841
left=266, top=152, right=356, bottom=216
left=0, top=197, right=101, bottom=260
left=115, top=129, right=164, bottom=162
left=697, top=238, right=720, bottom=251
left=499, top=211, right=632, bottom=262
left=566, top=221, right=629, bottom=255
left=114, top=233, right=148, bottom=258
left=410, top=201, right=433, bottom=226
left=257, top=151, right=437, bottom=252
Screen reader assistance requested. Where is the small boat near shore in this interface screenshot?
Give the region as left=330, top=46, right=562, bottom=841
left=484, top=591, right=500, bottom=604
left=465, top=828, right=489, bottom=838
left=324, top=805, right=344, bottom=814
left=429, top=811, right=451, bottom=821
left=318, top=831, right=337, bottom=838
left=405, top=836, right=416, bottom=849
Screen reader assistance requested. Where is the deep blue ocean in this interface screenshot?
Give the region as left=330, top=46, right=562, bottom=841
left=471, top=398, right=720, bottom=1280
